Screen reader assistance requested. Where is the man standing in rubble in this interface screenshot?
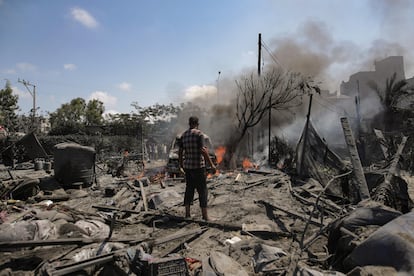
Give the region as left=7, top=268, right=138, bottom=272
left=179, top=116, right=216, bottom=221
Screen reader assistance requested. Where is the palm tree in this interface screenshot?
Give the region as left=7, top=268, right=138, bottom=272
left=368, top=72, right=410, bottom=131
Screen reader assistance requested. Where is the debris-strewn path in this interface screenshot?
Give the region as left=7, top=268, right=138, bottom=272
left=1, top=159, right=414, bottom=275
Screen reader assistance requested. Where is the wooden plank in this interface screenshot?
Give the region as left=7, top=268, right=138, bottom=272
left=256, top=200, right=325, bottom=227
left=152, top=227, right=207, bottom=246
left=373, top=136, right=408, bottom=204
left=50, top=254, right=114, bottom=275
left=296, top=187, right=342, bottom=212
left=286, top=243, right=301, bottom=276
left=340, top=117, right=370, bottom=200
left=92, top=204, right=148, bottom=215
left=373, top=129, right=389, bottom=159
left=165, top=213, right=291, bottom=237
left=158, top=228, right=208, bottom=257
left=165, top=214, right=242, bottom=231
left=137, top=180, right=148, bottom=211
left=291, top=190, right=338, bottom=217
left=385, top=136, right=408, bottom=183
left=239, top=180, right=267, bottom=191
left=113, top=187, right=128, bottom=202
left=0, top=238, right=138, bottom=250
left=124, top=181, right=144, bottom=211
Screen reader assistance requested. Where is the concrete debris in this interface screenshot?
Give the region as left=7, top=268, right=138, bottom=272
left=1, top=119, right=414, bottom=275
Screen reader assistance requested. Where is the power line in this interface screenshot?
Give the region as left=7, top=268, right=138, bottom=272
left=18, top=78, right=37, bottom=130
left=313, top=97, right=347, bottom=116
left=316, top=95, right=353, bottom=115
left=261, top=39, right=284, bottom=69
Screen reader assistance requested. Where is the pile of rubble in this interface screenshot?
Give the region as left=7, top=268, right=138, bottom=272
left=1, top=119, right=414, bottom=275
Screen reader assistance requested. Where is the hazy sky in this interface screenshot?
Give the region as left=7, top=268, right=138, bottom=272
left=1, top=0, right=413, bottom=116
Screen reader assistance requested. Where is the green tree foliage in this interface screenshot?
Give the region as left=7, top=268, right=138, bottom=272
left=0, top=80, right=19, bottom=132
left=15, top=114, right=32, bottom=134
left=369, top=72, right=413, bottom=130
left=105, top=113, right=141, bottom=136
left=131, top=102, right=182, bottom=144
left=369, top=72, right=409, bottom=111
left=49, top=97, right=105, bottom=134
left=86, top=99, right=105, bottom=125
left=131, top=102, right=182, bottom=121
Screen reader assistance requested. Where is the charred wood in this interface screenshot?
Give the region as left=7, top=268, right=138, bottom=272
left=0, top=238, right=143, bottom=251
left=340, top=117, right=370, bottom=201
left=256, top=200, right=326, bottom=227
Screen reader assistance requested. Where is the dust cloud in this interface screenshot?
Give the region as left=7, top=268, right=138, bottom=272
left=176, top=0, right=414, bottom=157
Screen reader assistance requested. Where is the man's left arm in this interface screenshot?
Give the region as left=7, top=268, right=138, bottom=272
left=178, top=137, right=185, bottom=173
left=201, top=147, right=216, bottom=172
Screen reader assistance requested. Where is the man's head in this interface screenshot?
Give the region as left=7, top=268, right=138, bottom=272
left=189, top=116, right=199, bottom=128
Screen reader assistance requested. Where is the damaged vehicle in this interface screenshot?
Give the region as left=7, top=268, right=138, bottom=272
left=166, top=134, right=218, bottom=177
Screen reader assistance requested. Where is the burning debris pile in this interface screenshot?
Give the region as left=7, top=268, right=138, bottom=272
left=1, top=113, right=414, bottom=276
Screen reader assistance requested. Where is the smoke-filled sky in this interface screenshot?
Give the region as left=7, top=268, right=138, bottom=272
left=1, top=0, right=413, bottom=116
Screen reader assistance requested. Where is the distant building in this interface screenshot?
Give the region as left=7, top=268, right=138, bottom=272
left=397, top=75, right=414, bottom=110
left=339, top=56, right=409, bottom=119
left=39, top=117, right=51, bottom=134
left=340, top=56, right=405, bottom=100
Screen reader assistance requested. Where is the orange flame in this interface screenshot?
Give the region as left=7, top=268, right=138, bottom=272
left=242, top=158, right=255, bottom=170
left=215, top=146, right=226, bottom=164
left=128, top=171, right=145, bottom=181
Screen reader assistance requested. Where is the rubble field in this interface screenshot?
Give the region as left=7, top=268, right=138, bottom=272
left=1, top=158, right=414, bottom=275
left=1, top=132, right=414, bottom=275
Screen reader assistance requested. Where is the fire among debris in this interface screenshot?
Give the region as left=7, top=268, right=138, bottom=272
left=242, top=157, right=258, bottom=170
left=215, top=146, right=226, bottom=165
left=2, top=56, right=414, bottom=275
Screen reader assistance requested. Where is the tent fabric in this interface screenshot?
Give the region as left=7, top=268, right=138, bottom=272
left=0, top=220, right=57, bottom=242
left=209, top=251, right=248, bottom=276
left=74, top=219, right=110, bottom=239
left=344, top=210, right=414, bottom=273
left=252, top=244, right=287, bottom=273
left=16, top=132, right=49, bottom=160
left=295, top=121, right=349, bottom=198
left=328, top=202, right=402, bottom=272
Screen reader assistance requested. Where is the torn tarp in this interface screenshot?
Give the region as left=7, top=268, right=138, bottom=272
left=295, top=121, right=348, bottom=198
left=16, top=132, right=49, bottom=160
left=328, top=202, right=402, bottom=272
left=343, top=210, right=414, bottom=274
left=1, top=132, right=48, bottom=166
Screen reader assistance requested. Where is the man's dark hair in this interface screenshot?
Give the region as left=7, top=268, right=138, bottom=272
left=189, top=116, right=199, bottom=126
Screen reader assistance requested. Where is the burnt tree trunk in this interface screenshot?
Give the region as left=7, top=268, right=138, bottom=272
left=222, top=129, right=245, bottom=170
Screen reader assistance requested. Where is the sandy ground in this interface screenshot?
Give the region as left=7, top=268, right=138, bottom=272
left=2, top=159, right=410, bottom=274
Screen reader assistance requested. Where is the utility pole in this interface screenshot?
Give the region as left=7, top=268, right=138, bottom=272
left=251, top=33, right=262, bottom=159
left=355, top=80, right=365, bottom=164
left=355, top=80, right=361, bottom=136
left=268, top=93, right=272, bottom=166
left=18, top=79, right=37, bottom=131
left=298, top=93, right=313, bottom=176
left=258, top=33, right=262, bottom=76
left=257, top=33, right=272, bottom=166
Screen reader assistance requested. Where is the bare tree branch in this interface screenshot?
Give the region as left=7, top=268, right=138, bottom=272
left=223, top=68, right=319, bottom=169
